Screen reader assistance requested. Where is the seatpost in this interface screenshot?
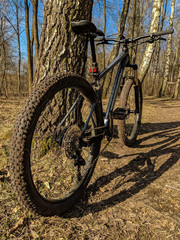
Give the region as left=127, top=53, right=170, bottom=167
left=89, top=36, right=99, bottom=77
left=89, top=36, right=97, bottom=62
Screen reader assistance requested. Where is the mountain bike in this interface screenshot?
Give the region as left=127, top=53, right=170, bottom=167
left=9, top=20, right=173, bottom=216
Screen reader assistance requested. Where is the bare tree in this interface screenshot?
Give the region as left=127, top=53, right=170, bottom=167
left=102, top=0, right=106, bottom=70
left=24, top=0, right=33, bottom=91
left=15, top=0, right=21, bottom=94
left=103, top=0, right=130, bottom=97
left=160, top=0, right=175, bottom=96
left=174, top=65, right=180, bottom=99
left=32, top=0, right=39, bottom=64
left=174, top=33, right=180, bottom=99
left=151, top=0, right=168, bottom=96
left=138, top=0, right=163, bottom=83
left=129, top=0, right=137, bottom=59
left=0, top=0, right=10, bottom=97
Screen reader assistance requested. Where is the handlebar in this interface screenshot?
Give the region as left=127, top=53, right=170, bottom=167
left=150, top=29, right=174, bottom=37
left=132, top=29, right=174, bottom=42
left=96, top=29, right=174, bottom=45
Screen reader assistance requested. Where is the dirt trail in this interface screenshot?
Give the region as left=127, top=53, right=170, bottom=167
left=0, top=97, right=180, bottom=239
left=67, top=97, right=180, bottom=240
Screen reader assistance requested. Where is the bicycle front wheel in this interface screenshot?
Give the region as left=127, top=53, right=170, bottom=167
left=118, top=77, right=142, bottom=146
left=9, top=73, right=102, bottom=216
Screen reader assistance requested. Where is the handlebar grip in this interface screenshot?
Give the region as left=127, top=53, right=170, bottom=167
left=152, top=29, right=174, bottom=37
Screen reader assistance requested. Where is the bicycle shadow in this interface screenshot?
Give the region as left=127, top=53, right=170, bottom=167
left=64, top=121, right=180, bottom=218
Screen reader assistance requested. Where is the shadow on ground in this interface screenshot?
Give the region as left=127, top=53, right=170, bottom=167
left=64, top=121, right=180, bottom=218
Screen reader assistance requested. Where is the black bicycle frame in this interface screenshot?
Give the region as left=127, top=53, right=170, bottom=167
left=100, top=51, right=129, bottom=127
left=80, top=49, right=129, bottom=140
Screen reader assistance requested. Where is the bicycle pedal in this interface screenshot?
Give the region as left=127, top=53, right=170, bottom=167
left=112, top=108, right=128, bottom=120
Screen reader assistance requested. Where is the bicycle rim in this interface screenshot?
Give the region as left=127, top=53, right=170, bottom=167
left=28, top=87, right=99, bottom=201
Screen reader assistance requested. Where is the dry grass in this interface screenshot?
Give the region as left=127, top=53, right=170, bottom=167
left=0, top=96, right=180, bottom=239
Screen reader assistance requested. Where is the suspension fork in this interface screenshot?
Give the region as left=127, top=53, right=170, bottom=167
left=133, top=66, right=140, bottom=113
left=127, top=63, right=140, bottom=113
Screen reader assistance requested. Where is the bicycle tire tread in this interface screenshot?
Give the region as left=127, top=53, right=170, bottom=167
left=118, top=78, right=142, bottom=147
left=9, top=73, right=101, bottom=216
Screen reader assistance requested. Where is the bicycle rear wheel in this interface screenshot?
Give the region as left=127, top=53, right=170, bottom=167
left=9, top=73, right=102, bottom=216
left=118, top=77, right=142, bottom=146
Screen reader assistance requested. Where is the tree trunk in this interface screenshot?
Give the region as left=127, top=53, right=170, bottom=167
left=24, top=0, right=33, bottom=92
left=138, top=0, right=162, bottom=83
left=15, top=2, right=21, bottom=94
left=0, top=0, right=8, bottom=97
left=103, top=0, right=130, bottom=97
left=151, top=0, right=167, bottom=96
left=33, top=0, right=93, bottom=85
left=174, top=67, right=180, bottom=99
left=102, top=0, right=106, bottom=70
left=1, top=39, right=8, bottom=97
left=129, top=0, right=136, bottom=60
left=160, top=0, right=175, bottom=96
left=32, top=0, right=39, bottom=64
left=170, top=34, right=180, bottom=83
left=174, top=34, right=180, bottom=99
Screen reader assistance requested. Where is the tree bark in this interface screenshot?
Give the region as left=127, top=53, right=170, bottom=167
left=161, top=0, right=175, bottom=96
left=174, top=66, right=180, bottom=99
left=32, top=0, right=39, bottom=64
left=0, top=0, right=8, bottom=97
left=174, top=34, right=180, bottom=99
left=138, top=0, right=162, bottom=83
left=15, top=1, right=21, bottom=94
left=170, top=34, right=180, bottom=83
left=24, top=0, right=33, bottom=92
left=151, top=0, right=167, bottom=96
left=33, top=0, right=93, bottom=85
left=129, top=0, right=136, bottom=60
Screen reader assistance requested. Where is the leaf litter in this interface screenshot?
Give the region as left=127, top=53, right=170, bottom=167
left=0, top=97, right=180, bottom=239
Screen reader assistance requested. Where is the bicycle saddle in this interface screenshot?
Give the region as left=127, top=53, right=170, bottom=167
left=71, top=20, right=104, bottom=36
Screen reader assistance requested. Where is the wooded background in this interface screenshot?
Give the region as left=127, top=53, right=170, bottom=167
left=0, top=0, right=179, bottom=98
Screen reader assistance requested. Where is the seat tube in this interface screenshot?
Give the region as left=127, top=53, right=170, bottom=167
left=89, top=36, right=99, bottom=78
left=89, top=36, right=97, bottom=63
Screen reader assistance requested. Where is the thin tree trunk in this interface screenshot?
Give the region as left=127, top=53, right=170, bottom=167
left=129, top=0, right=136, bottom=60
left=2, top=39, right=8, bottom=97
left=170, top=34, right=180, bottom=82
left=173, top=34, right=180, bottom=99
left=103, top=0, right=130, bottom=97
left=33, top=0, right=93, bottom=85
left=1, top=0, right=8, bottom=97
left=24, top=0, right=33, bottom=92
left=133, top=0, right=140, bottom=62
left=32, top=0, right=39, bottom=64
left=160, top=0, right=175, bottom=96
left=138, top=0, right=162, bottom=83
left=102, top=0, right=106, bottom=70
left=174, top=67, right=180, bottom=99
left=15, top=2, right=21, bottom=94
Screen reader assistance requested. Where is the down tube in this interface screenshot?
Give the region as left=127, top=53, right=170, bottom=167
left=104, top=56, right=129, bottom=127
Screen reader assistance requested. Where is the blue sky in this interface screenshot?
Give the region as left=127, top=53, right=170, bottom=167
left=17, top=0, right=123, bottom=60
left=7, top=0, right=179, bottom=62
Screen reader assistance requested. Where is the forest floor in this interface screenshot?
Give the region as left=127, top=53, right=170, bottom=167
left=0, top=96, right=180, bottom=240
